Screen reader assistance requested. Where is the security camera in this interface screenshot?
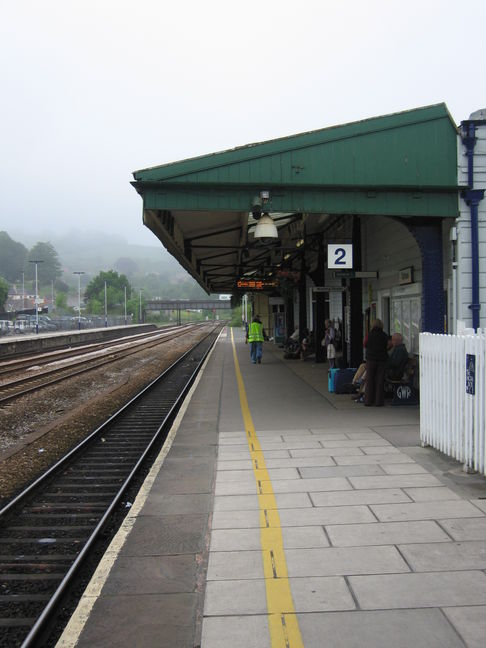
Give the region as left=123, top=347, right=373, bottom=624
left=252, top=196, right=262, bottom=220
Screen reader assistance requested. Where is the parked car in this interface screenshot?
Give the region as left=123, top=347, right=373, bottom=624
left=38, top=315, right=57, bottom=331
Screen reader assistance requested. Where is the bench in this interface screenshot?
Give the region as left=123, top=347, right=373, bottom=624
left=385, top=355, right=419, bottom=406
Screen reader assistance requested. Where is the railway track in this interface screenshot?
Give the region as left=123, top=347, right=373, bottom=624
left=0, top=325, right=221, bottom=647
left=0, top=324, right=202, bottom=405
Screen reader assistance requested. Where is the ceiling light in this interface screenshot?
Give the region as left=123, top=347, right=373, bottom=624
left=254, top=213, right=278, bottom=240
left=296, top=238, right=305, bottom=248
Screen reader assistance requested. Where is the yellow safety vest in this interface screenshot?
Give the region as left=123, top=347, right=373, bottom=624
left=248, top=321, right=264, bottom=342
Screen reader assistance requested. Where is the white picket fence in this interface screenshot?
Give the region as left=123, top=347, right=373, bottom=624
left=420, top=331, right=486, bottom=474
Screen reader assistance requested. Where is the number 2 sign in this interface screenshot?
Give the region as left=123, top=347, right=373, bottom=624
left=328, top=244, right=353, bottom=269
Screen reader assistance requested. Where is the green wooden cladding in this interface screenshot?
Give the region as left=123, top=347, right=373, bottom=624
left=133, top=103, right=459, bottom=218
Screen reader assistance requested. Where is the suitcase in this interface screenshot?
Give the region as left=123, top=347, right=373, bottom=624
left=334, top=368, right=357, bottom=394
left=328, top=368, right=340, bottom=393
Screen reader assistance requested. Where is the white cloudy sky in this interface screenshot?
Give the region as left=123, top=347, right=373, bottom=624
left=1, top=0, right=485, bottom=246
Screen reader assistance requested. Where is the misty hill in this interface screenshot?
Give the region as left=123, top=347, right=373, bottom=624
left=6, top=228, right=210, bottom=298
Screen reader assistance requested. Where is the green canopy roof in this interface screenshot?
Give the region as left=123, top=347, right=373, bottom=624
left=133, top=103, right=459, bottom=218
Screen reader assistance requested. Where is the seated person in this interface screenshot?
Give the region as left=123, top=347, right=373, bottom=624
left=300, top=329, right=315, bottom=360
left=385, top=333, right=409, bottom=381
left=351, top=362, right=367, bottom=401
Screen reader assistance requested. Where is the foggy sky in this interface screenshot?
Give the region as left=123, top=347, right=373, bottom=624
left=1, top=0, right=485, bottom=247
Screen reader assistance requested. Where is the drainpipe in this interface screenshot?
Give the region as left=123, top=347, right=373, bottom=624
left=461, top=120, right=485, bottom=331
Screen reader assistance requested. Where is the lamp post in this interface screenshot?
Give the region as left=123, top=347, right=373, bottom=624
left=139, top=288, right=144, bottom=323
left=124, top=286, right=127, bottom=326
left=73, top=271, right=85, bottom=330
left=104, top=281, right=108, bottom=327
left=21, top=271, right=25, bottom=311
left=29, top=260, right=44, bottom=334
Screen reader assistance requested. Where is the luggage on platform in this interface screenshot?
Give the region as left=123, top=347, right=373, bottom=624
left=328, top=368, right=340, bottom=393
left=334, top=368, right=357, bottom=394
left=328, top=368, right=357, bottom=394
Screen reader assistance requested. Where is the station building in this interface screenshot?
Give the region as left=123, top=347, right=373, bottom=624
left=132, top=103, right=486, bottom=366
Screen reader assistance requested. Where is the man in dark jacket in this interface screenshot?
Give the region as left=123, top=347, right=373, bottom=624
left=386, top=333, right=409, bottom=381
left=364, top=319, right=389, bottom=406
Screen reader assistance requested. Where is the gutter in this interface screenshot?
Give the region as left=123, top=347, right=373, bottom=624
left=461, top=119, right=485, bottom=331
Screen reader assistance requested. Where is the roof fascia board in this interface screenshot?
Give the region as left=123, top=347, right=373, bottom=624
left=141, top=187, right=459, bottom=218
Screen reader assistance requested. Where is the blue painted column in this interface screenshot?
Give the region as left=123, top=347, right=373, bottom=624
left=404, top=218, right=445, bottom=334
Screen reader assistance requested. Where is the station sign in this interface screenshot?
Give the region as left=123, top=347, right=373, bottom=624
left=466, top=354, right=476, bottom=395
left=313, top=286, right=347, bottom=292
left=328, top=244, right=353, bottom=269
left=334, top=270, right=378, bottom=279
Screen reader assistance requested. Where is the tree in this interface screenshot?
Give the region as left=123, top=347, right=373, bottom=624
left=55, top=291, right=68, bottom=311
left=0, top=232, right=28, bottom=282
left=0, top=276, right=9, bottom=311
left=84, top=270, right=131, bottom=313
left=27, top=242, right=62, bottom=284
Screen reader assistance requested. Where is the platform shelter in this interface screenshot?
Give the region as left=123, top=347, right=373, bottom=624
left=132, top=104, right=460, bottom=365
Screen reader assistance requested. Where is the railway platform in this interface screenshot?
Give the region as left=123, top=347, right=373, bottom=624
left=57, top=327, right=486, bottom=648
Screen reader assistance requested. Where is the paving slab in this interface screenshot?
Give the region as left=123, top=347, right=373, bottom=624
left=290, top=446, right=365, bottom=457
left=333, top=453, right=414, bottom=465
left=214, top=481, right=258, bottom=496
left=285, top=545, right=409, bottom=576
left=278, top=505, right=376, bottom=526
left=403, top=486, right=462, bottom=501
left=216, top=469, right=278, bottom=483
left=204, top=579, right=268, bottom=615
left=207, top=550, right=264, bottom=580
left=290, top=576, right=355, bottom=612
left=216, top=459, right=254, bottom=470
left=443, top=606, right=486, bottom=648
left=349, top=570, right=486, bottom=609
left=210, top=525, right=330, bottom=551
left=310, top=488, right=412, bottom=507
left=213, top=494, right=259, bottom=511
left=348, top=474, right=443, bottom=489
left=213, top=492, right=313, bottom=510
left=326, top=520, right=451, bottom=547
left=271, top=477, right=352, bottom=493
left=264, top=456, right=336, bottom=468
left=299, top=464, right=385, bottom=478
left=212, top=509, right=261, bottom=529
left=470, top=498, right=486, bottom=513
left=370, top=499, right=485, bottom=522
left=399, top=540, right=486, bottom=571
left=297, top=609, right=465, bottom=648
left=381, top=463, right=427, bottom=474
left=438, top=516, right=486, bottom=540
left=258, top=440, right=325, bottom=449
left=210, top=528, right=262, bottom=551
left=320, top=439, right=394, bottom=448
left=298, top=432, right=350, bottom=440
left=280, top=525, right=329, bottom=548
left=201, top=615, right=271, bottom=648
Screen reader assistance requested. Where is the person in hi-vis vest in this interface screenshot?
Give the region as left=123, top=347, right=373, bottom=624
left=246, top=314, right=266, bottom=364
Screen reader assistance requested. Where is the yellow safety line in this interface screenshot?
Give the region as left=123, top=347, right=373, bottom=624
left=230, top=329, right=304, bottom=648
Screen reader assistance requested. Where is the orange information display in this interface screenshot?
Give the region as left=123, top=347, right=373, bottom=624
left=236, top=279, right=277, bottom=291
